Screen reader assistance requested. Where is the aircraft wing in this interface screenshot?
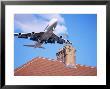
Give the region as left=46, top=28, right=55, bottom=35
left=14, top=32, right=44, bottom=39
left=14, top=33, right=30, bottom=38
left=47, top=33, right=66, bottom=44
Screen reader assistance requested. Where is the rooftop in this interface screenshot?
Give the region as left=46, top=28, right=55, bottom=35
left=14, top=57, right=97, bottom=76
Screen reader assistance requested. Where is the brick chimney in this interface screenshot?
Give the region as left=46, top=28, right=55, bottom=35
left=56, top=44, right=76, bottom=68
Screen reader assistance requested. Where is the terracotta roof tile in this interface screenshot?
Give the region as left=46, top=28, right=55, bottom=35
left=14, top=57, right=97, bottom=76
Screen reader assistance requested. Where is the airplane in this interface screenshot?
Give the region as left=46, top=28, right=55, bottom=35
left=14, top=18, right=72, bottom=48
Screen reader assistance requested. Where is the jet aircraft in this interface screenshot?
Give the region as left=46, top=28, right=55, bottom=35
left=14, top=18, right=71, bottom=48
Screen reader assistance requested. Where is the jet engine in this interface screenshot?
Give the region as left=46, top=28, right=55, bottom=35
left=18, top=33, right=28, bottom=38
left=32, top=32, right=35, bottom=35
left=18, top=33, right=22, bottom=38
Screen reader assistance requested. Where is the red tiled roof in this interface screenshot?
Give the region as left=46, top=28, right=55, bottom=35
left=14, top=57, right=97, bottom=76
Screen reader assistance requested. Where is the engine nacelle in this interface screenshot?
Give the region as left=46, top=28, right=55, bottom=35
left=47, top=38, right=55, bottom=43
left=60, top=36, right=62, bottom=38
left=19, top=33, right=21, bottom=35
left=18, top=33, right=22, bottom=38
left=57, top=39, right=64, bottom=44
left=30, top=32, right=35, bottom=40
left=18, top=33, right=28, bottom=38
left=32, top=32, right=35, bottom=35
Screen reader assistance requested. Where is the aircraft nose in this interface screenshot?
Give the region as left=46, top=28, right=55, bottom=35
left=52, top=18, right=58, bottom=24
left=53, top=18, right=58, bottom=25
left=48, top=18, right=58, bottom=29
left=54, top=18, right=58, bottom=23
left=53, top=19, right=57, bottom=28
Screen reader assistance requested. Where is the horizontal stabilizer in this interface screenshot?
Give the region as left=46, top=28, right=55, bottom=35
left=24, top=45, right=35, bottom=47
left=23, top=44, right=45, bottom=49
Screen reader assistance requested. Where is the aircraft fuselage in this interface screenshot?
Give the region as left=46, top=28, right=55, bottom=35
left=40, top=18, right=57, bottom=42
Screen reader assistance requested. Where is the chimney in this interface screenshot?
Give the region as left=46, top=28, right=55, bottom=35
left=56, top=44, right=76, bottom=68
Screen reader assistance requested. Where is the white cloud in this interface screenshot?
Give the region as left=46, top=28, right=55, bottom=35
left=38, top=14, right=65, bottom=24
left=14, top=14, right=68, bottom=35
left=54, top=24, right=67, bottom=35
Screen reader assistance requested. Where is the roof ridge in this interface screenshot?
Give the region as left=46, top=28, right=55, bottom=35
left=77, top=64, right=96, bottom=68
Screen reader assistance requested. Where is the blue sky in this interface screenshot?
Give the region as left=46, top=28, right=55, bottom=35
left=14, top=14, right=97, bottom=69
